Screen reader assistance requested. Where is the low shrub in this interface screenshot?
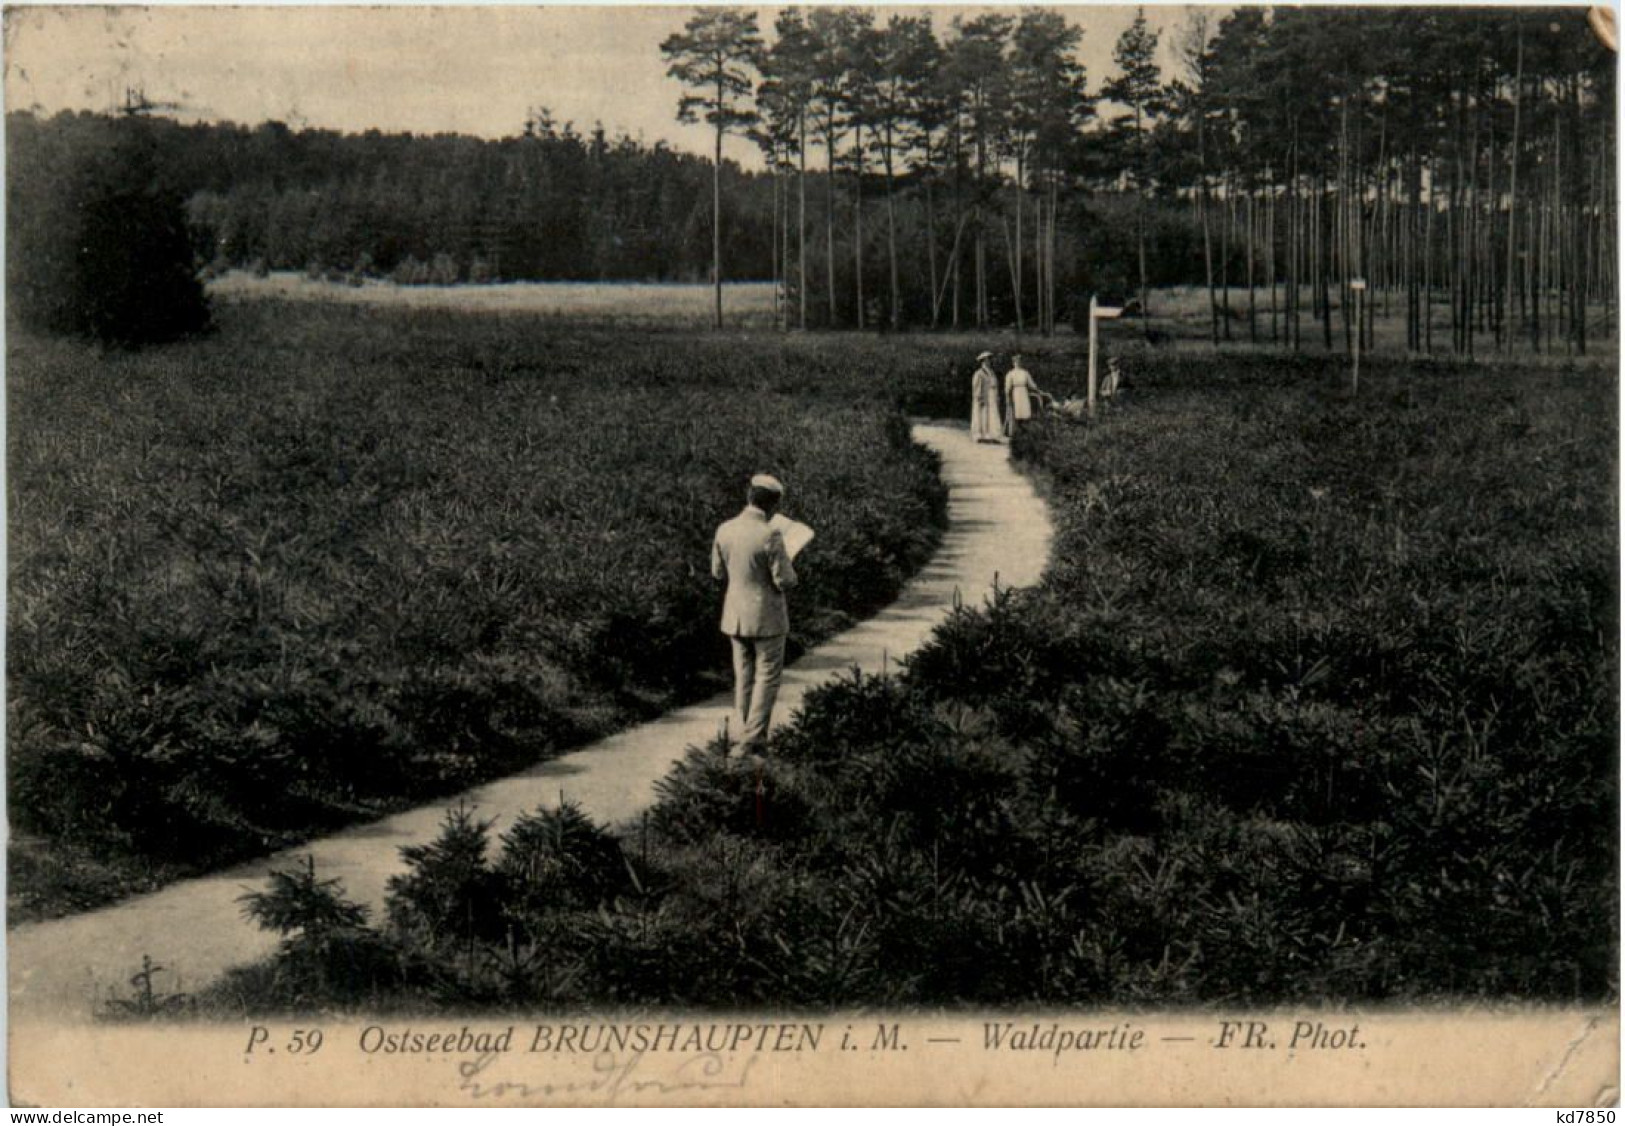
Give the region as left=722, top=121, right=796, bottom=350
left=7, top=115, right=210, bottom=346
left=8, top=303, right=952, bottom=920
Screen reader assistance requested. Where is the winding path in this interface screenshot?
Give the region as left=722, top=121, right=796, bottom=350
left=7, top=423, right=1052, bottom=1022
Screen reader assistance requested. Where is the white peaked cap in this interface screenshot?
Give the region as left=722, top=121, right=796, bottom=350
left=750, top=474, right=785, bottom=494
left=977, top=351, right=994, bottom=361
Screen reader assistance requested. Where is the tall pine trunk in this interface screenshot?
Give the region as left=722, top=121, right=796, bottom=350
left=1424, top=155, right=1435, bottom=354
left=1268, top=175, right=1279, bottom=344
left=1200, top=114, right=1218, bottom=346
left=1221, top=171, right=1233, bottom=341
left=1570, top=76, right=1587, bottom=355
left=770, top=145, right=782, bottom=330
left=1289, top=124, right=1301, bottom=351
left=1338, top=97, right=1351, bottom=358
left=1247, top=188, right=1257, bottom=344
left=825, top=114, right=837, bottom=326
left=1034, top=168, right=1047, bottom=335
left=1047, top=177, right=1059, bottom=335
left=926, top=173, right=940, bottom=330
left=952, top=126, right=963, bottom=329
left=712, top=97, right=723, bottom=330
left=1136, top=105, right=1150, bottom=339
left=1319, top=173, right=1333, bottom=352
left=884, top=125, right=900, bottom=331
left=799, top=113, right=808, bottom=330
left=1014, top=148, right=1025, bottom=336
left=853, top=140, right=864, bottom=331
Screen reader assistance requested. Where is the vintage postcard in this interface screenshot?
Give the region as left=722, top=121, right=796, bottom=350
left=4, top=2, right=1617, bottom=1108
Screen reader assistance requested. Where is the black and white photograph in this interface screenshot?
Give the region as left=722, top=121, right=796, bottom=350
left=3, top=2, right=1618, bottom=1108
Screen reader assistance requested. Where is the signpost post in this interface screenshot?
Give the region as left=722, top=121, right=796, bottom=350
left=1088, top=295, right=1124, bottom=416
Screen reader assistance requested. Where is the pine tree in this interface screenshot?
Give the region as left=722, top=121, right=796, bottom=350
left=8, top=115, right=211, bottom=346
left=761, top=8, right=820, bottom=329
left=1010, top=10, right=1091, bottom=335
left=1103, top=8, right=1168, bottom=333
left=662, top=8, right=763, bottom=329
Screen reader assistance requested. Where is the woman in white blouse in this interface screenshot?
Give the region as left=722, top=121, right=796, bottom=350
left=1003, top=354, right=1041, bottom=434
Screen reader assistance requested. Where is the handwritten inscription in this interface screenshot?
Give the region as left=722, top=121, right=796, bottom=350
left=457, top=1049, right=759, bottom=1104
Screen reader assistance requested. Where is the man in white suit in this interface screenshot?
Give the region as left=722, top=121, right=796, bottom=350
left=712, top=474, right=798, bottom=751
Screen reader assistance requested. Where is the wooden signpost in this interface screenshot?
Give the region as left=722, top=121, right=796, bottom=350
left=1087, top=295, right=1125, bottom=415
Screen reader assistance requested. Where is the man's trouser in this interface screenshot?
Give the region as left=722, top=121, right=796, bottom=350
left=730, top=634, right=787, bottom=749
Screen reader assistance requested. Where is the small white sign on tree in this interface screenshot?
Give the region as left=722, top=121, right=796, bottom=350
left=1350, top=278, right=1367, bottom=394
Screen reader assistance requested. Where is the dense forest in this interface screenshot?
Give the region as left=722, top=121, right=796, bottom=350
left=6, top=111, right=765, bottom=287
left=6, top=6, right=1616, bottom=350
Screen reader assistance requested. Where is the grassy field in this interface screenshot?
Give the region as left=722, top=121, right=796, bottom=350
left=210, top=272, right=780, bottom=328
left=200, top=343, right=1617, bottom=1012
left=211, top=272, right=1616, bottom=362
left=15, top=273, right=1616, bottom=1007
left=7, top=298, right=979, bottom=923
left=1132, top=284, right=1617, bottom=358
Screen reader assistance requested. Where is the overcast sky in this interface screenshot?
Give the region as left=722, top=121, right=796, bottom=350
left=3, top=5, right=1199, bottom=165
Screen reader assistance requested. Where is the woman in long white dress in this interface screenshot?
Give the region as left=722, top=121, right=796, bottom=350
left=1003, top=354, right=1041, bottom=435
left=970, top=352, right=1003, bottom=442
